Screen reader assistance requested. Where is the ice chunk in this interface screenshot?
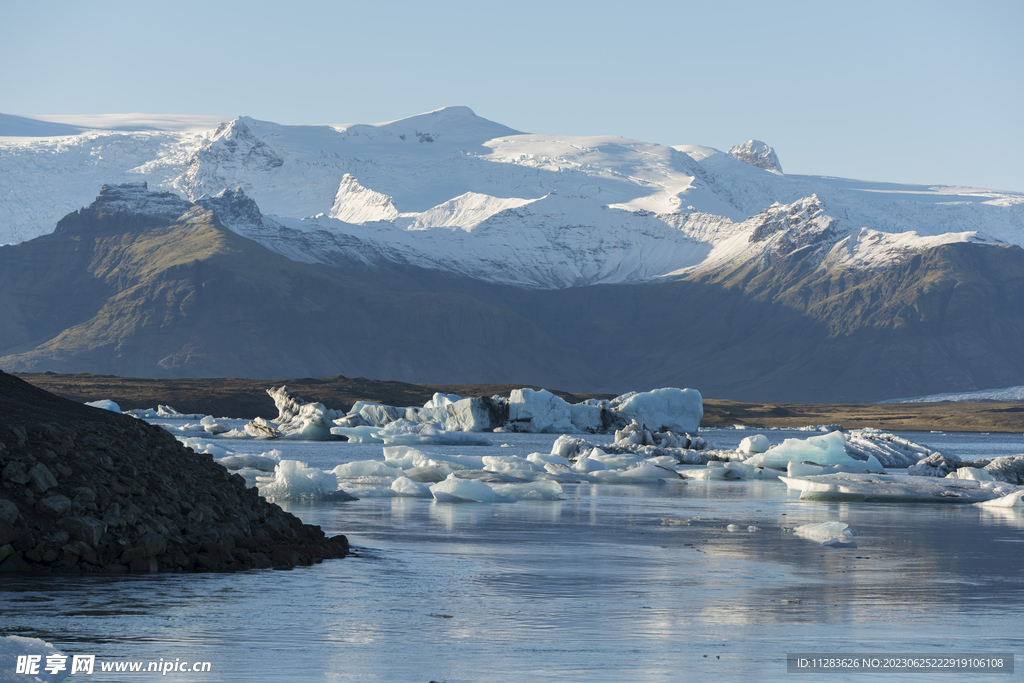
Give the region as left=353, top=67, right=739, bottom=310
left=332, top=460, right=405, bottom=478
left=352, top=402, right=405, bottom=427
left=946, top=467, right=994, bottom=481
left=429, top=474, right=517, bottom=503
left=244, top=417, right=280, bottom=439
left=330, top=425, right=384, bottom=443
left=0, top=635, right=70, bottom=682
left=612, top=387, right=703, bottom=433
left=982, top=454, right=1024, bottom=485
left=781, top=472, right=1005, bottom=503
left=267, top=385, right=343, bottom=440
left=390, top=476, right=433, bottom=497
left=403, top=466, right=452, bottom=483
left=216, top=450, right=281, bottom=471
left=908, top=453, right=962, bottom=478
left=179, top=437, right=230, bottom=459
left=569, top=402, right=606, bottom=433
left=419, top=395, right=507, bottom=432
left=688, top=461, right=756, bottom=480
left=257, top=460, right=350, bottom=500
left=481, top=455, right=541, bottom=472
left=490, top=480, right=565, bottom=500
left=745, top=432, right=884, bottom=471
left=787, top=461, right=882, bottom=478
left=526, top=452, right=572, bottom=468
left=976, top=490, right=1024, bottom=508
left=738, top=434, right=770, bottom=454
left=793, top=521, right=862, bottom=542
left=85, top=399, right=122, bottom=413
left=591, top=463, right=682, bottom=483
left=844, top=429, right=936, bottom=467
left=587, top=451, right=643, bottom=470
left=375, top=419, right=490, bottom=446
left=507, top=388, right=575, bottom=433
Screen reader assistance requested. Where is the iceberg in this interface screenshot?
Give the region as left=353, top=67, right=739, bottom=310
left=332, top=460, right=406, bottom=479
left=85, top=399, right=122, bottom=413
left=844, top=429, right=937, bottom=467
left=266, top=385, right=342, bottom=440
left=745, top=432, right=884, bottom=471
left=907, top=453, right=962, bottom=478
left=590, top=463, right=682, bottom=483
left=374, top=419, right=491, bottom=446
left=976, top=490, right=1024, bottom=508
left=611, top=387, right=703, bottom=433
left=506, top=388, right=575, bottom=433
left=780, top=472, right=1015, bottom=503
left=391, top=476, right=434, bottom=497
left=429, top=474, right=517, bottom=503
left=216, top=450, right=282, bottom=471
left=738, top=434, right=770, bottom=454
left=979, top=454, right=1024, bottom=485
left=481, top=454, right=542, bottom=472
left=257, top=460, right=353, bottom=500
left=793, top=521, right=862, bottom=543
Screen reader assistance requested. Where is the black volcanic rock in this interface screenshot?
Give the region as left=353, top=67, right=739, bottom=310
left=0, top=370, right=348, bottom=573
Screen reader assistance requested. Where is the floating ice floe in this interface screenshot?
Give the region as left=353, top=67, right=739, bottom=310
left=179, top=437, right=231, bottom=459
left=84, top=399, right=122, bottom=413
left=127, top=404, right=205, bottom=419
left=687, top=461, right=781, bottom=480
left=216, top=449, right=282, bottom=471
left=738, top=434, right=770, bottom=454
left=975, top=490, right=1024, bottom=508
left=781, top=472, right=1018, bottom=503
left=374, top=419, right=491, bottom=446
left=744, top=431, right=884, bottom=472
left=256, top=460, right=355, bottom=500
left=429, top=474, right=517, bottom=503
left=490, top=480, right=565, bottom=500
left=0, top=635, right=70, bottom=682
left=793, top=521, right=862, bottom=542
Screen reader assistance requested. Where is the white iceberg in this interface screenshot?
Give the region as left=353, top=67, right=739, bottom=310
left=266, top=386, right=342, bottom=440
left=612, top=387, right=703, bottom=433
left=780, top=472, right=1014, bottom=503
left=793, top=521, right=862, bottom=542
left=738, top=434, right=770, bottom=454
left=332, top=460, right=406, bottom=479
left=85, top=399, right=122, bottom=413
left=976, top=490, right=1024, bottom=508
left=481, top=454, right=541, bottom=472
left=257, top=460, right=351, bottom=500
left=179, top=437, right=230, bottom=459
left=844, top=429, right=936, bottom=467
left=745, top=431, right=884, bottom=472
left=429, top=474, right=517, bottom=503
left=390, top=476, right=434, bottom=497
left=506, top=388, right=575, bottom=433
left=216, top=450, right=282, bottom=471
left=375, top=419, right=490, bottom=446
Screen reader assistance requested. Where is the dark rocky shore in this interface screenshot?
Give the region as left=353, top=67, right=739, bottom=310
left=0, top=370, right=348, bottom=574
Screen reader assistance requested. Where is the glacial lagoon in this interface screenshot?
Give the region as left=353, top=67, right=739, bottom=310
left=2, top=429, right=1022, bottom=682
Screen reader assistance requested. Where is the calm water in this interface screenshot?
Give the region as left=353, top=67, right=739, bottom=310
left=2, top=429, right=1022, bottom=682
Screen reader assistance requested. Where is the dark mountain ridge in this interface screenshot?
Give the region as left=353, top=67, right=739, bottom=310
left=2, top=184, right=1023, bottom=402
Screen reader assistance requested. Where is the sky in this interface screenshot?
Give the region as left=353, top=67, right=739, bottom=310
left=2, top=0, right=1022, bottom=191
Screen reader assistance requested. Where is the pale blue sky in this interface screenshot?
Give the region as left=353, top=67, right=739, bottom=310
left=3, top=0, right=1022, bottom=190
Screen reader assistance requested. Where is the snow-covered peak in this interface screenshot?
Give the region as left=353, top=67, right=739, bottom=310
left=337, top=106, right=522, bottom=146
left=90, top=182, right=192, bottom=219
left=329, top=174, right=399, bottom=223
left=183, top=117, right=284, bottom=201
left=728, top=140, right=783, bottom=174
left=195, top=187, right=265, bottom=231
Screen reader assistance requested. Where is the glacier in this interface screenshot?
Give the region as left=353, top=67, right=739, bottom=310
left=3, top=107, right=1022, bottom=290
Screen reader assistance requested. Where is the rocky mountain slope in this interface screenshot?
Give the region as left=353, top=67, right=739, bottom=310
left=2, top=183, right=1023, bottom=402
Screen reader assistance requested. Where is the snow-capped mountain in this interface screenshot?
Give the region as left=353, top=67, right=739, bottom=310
left=3, top=107, right=1022, bottom=288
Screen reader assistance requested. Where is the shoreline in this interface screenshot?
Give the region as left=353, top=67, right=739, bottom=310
left=13, top=372, right=1024, bottom=434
